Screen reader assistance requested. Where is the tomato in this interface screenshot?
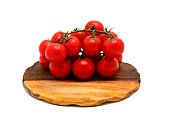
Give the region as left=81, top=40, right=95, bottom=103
left=39, top=40, right=52, bottom=57
left=102, top=37, right=124, bottom=58
left=85, top=20, right=104, bottom=36
left=49, top=60, right=71, bottom=78
left=62, top=36, right=81, bottom=56
left=45, top=43, right=67, bottom=64
left=115, top=55, right=122, bottom=65
left=39, top=55, right=50, bottom=69
left=51, top=31, right=64, bottom=43
left=99, top=32, right=117, bottom=42
left=67, top=54, right=80, bottom=64
left=85, top=53, right=103, bottom=65
left=72, top=58, right=95, bottom=80
left=85, top=20, right=104, bottom=31
left=82, top=36, right=102, bottom=56
left=70, top=31, right=88, bottom=42
left=96, top=56, right=119, bottom=78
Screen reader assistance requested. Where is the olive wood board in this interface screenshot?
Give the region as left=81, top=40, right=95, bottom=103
left=23, top=62, right=140, bottom=106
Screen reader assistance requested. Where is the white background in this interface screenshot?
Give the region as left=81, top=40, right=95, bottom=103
left=0, top=0, right=170, bottom=113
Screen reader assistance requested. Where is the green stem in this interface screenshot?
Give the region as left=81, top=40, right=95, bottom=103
left=59, top=27, right=116, bottom=43
left=68, top=29, right=112, bottom=36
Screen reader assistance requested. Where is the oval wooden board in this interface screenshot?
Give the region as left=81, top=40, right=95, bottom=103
left=23, top=62, right=140, bottom=106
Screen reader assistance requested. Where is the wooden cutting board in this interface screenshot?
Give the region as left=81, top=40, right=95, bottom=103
left=23, top=62, right=140, bottom=106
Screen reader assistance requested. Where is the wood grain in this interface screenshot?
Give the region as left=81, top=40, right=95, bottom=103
left=23, top=62, right=140, bottom=106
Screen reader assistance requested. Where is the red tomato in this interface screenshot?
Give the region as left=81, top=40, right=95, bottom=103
left=39, top=40, right=52, bottom=57
left=115, top=55, right=122, bottom=65
left=85, top=20, right=104, bottom=36
left=51, top=31, right=64, bottom=43
left=102, top=37, right=124, bottom=58
left=67, top=54, right=80, bottom=64
left=45, top=43, right=67, bottom=64
left=82, top=36, right=102, bottom=56
left=49, top=60, right=71, bottom=78
left=85, top=20, right=104, bottom=31
left=99, top=32, right=117, bottom=42
left=39, top=55, right=50, bottom=69
left=62, top=36, right=81, bottom=56
left=70, top=31, right=88, bottom=42
left=96, top=56, right=119, bottom=78
left=86, top=53, right=103, bottom=65
left=72, top=58, right=95, bottom=80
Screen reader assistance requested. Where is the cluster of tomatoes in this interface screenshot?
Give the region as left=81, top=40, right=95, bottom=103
left=39, top=20, right=124, bottom=80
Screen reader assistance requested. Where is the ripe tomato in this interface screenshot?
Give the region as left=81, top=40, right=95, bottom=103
left=67, top=54, right=80, bottom=64
left=85, top=20, right=104, bottom=36
left=62, top=36, right=81, bottom=56
left=99, top=32, right=117, bottom=42
left=39, top=55, right=50, bottom=69
left=82, top=36, right=102, bottom=56
left=115, top=55, right=122, bottom=65
left=51, top=31, right=64, bottom=43
left=39, top=40, right=52, bottom=57
left=96, top=56, right=119, bottom=78
left=85, top=20, right=104, bottom=31
left=49, top=60, right=71, bottom=78
left=45, top=43, right=67, bottom=64
left=70, top=31, right=88, bottom=42
left=85, top=53, right=103, bottom=65
left=72, top=58, right=95, bottom=80
left=102, top=37, right=124, bottom=58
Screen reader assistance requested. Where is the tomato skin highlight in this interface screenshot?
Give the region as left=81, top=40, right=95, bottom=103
left=45, top=43, right=67, bottom=64
left=96, top=56, right=119, bottom=78
left=49, top=60, right=71, bottom=78
left=39, top=40, right=52, bottom=57
left=70, top=31, right=88, bottom=42
left=102, top=37, right=124, bottom=58
left=63, top=36, right=81, bottom=56
left=82, top=36, right=102, bottom=56
left=72, top=58, right=95, bottom=80
left=39, top=55, right=50, bottom=69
